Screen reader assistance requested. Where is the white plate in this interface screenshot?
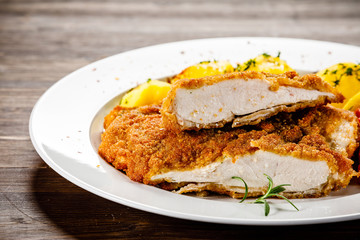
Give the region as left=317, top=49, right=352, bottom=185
left=29, top=37, right=360, bottom=225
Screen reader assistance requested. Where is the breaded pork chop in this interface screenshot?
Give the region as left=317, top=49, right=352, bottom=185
left=98, top=105, right=358, bottom=199
left=161, top=71, right=344, bottom=132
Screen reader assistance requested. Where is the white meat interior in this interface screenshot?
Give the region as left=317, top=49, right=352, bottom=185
left=151, top=150, right=330, bottom=192
left=173, top=78, right=335, bottom=125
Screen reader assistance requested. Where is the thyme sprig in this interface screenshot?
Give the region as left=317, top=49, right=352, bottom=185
left=232, top=174, right=299, bottom=216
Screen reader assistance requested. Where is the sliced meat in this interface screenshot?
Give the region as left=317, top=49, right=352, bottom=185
left=161, top=71, right=344, bottom=132
left=99, top=105, right=359, bottom=199
left=153, top=151, right=339, bottom=198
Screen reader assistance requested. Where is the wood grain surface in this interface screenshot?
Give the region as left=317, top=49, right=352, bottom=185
left=1, top=0, right=360, bottom=239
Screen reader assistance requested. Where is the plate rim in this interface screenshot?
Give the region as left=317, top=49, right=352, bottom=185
left=29, top=37, right=360, bottom=226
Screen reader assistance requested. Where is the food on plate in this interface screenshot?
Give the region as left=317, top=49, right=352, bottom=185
left=120, top=61, right=233, bottom=108
left=99, top=53, right=360, bottom=201
left=171, top=60, right=234, bottom=83
left=120, top=79, right=171, bottom=108
left=235, top=53, right=294, bottom=74
left=120, top=54, right=292, bottom=107
left=344, top=91, right=360, bottom=111
left=161, top=71, right=344, bottom=132
left=98, top=104, right=359, bottom=198
left=316, top=63, right=360, bottom=108
left=235, top=174, right=299, bottom=216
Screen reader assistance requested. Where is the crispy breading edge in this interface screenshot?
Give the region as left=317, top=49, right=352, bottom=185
left=174, top=96, right=336, bottom=131
left=318, top=105, right=360, bottom=158
left=161, top=71, right=345, bottom=132
left=98, top=105, right=359, bottom=199
left=168, top=174, right=348, bottom=199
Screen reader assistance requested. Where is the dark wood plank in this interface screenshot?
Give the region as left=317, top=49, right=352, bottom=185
left=0, top=140, right=39, bottom=167
left=1, top=167, right=360, bottom=239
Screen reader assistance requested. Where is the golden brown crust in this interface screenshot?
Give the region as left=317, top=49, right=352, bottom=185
left=168, top=71, right=340, bottom=92
left=167, top=95, right=338, bottom=131
left=161, top=71, right=345, bottom=132
left=232, top=96, right=335, bottom=127
left=99, top=104, right=359, bottom=198
left=167, top=173, right=348, bottom=199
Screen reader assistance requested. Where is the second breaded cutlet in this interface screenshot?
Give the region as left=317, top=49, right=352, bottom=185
left=99, top=104, right=359, bottom=199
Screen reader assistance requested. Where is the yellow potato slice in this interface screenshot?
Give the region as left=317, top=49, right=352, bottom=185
left=236, top=53, right=294, bottom=74
left=171, top=60, right=234, bottom=83
left=343, top=91, right=360, bottom=111
left=316, top=63, right=360, bottom=108
left=120, top=80, right=171, bottom=107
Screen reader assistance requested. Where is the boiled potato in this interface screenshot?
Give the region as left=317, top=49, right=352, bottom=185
left=316, top=63, right=360, bottom=108
left=344, top=91, right=360, bottom=111
left=120, top=60, right=233, bottom=107
left=120, top=79, right=171, bottom=107
left=236, top=53, right=294, bottom=74
left=171, top=60, right=234, bottom=83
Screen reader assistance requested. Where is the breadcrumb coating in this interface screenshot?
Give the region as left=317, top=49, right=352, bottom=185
left=98, top=104, right=359, bottom=198
left=161, top=71, right=345, bottom=132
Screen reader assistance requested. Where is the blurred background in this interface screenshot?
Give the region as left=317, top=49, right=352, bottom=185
left=1, top=0, right=360, bottom=239
left=2, top=0, right=360, bottom=90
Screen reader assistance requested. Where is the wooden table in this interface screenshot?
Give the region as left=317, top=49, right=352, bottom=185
left=1, top=0, right=360, bottom=238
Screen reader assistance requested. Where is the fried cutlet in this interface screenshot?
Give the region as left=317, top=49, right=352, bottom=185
left=161, top=71, right=344, bottom=132
left=98, top=104, right=359, bottom=199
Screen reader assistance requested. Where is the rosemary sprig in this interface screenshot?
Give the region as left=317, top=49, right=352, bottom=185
left=231, top=176, right=248, bottom=203
left=232, top=174, right=299, bottom=216
left=254, top=174, right=299, bottom=216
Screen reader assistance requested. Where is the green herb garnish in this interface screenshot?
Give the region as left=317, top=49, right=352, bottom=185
left=231, top=176, right=248, bottom=203
left=262, top=53, right=271, bottom=58
left=243, top=59, right=256, bottom=71
left=235, top=64, right=242, bottom=72
left=277, top=51, right=281, bottom=58
left=345, top=67, right=353, bottom=76
left=254, top=174, right=299, bottom=216
left=339, top=63, right=346, bottom=69
left=232, top=174, right=299, bottom=216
